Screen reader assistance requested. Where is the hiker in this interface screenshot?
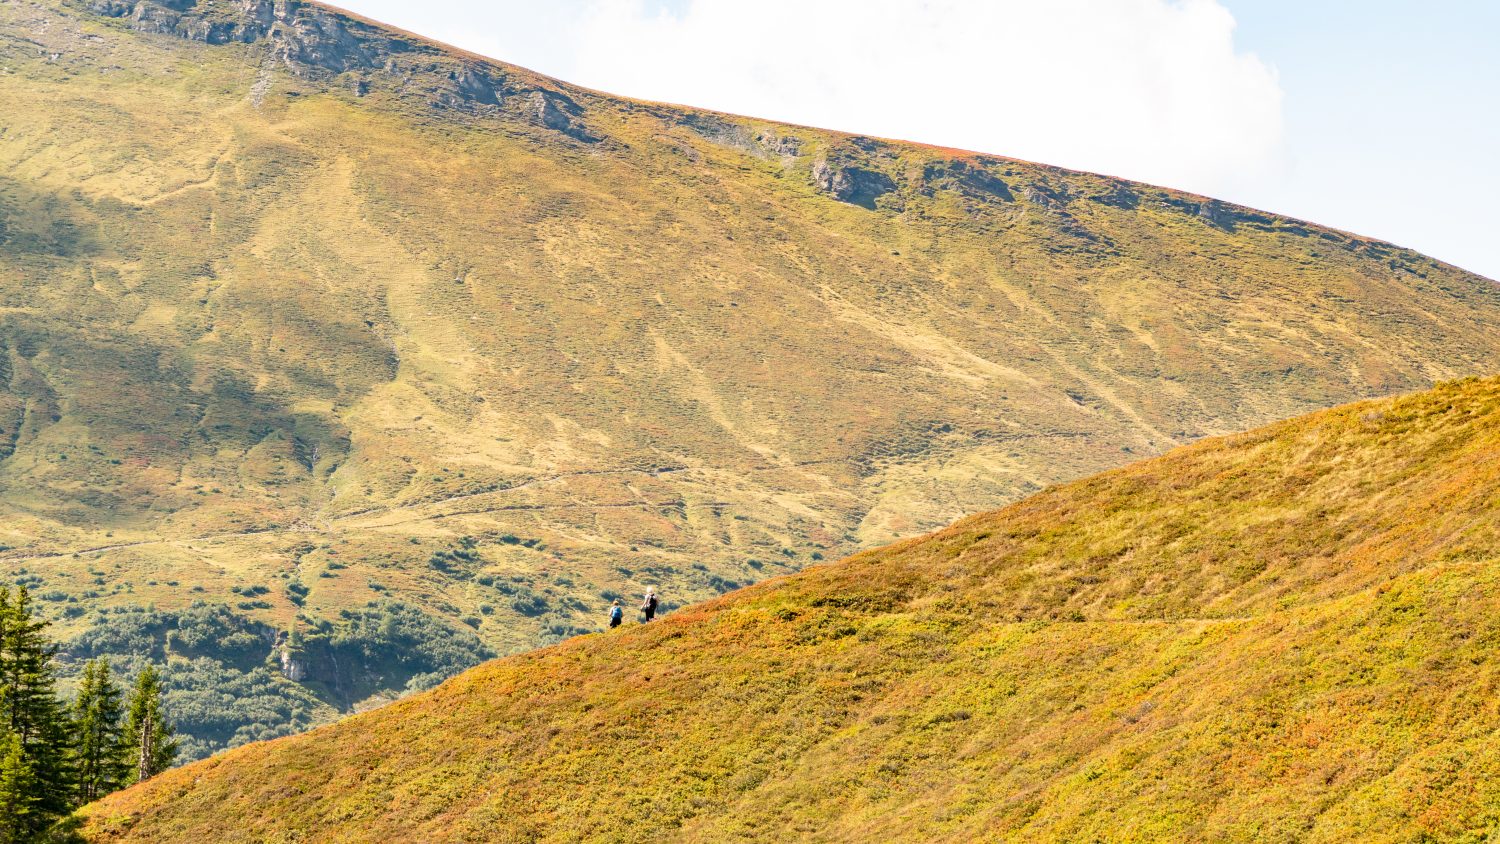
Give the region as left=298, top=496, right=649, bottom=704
left=608, top=598, right=624, bottom=629
left=641, top=588, right=659, bottom=622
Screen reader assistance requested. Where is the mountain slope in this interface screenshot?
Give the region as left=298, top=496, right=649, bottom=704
left=80, top=377, right=1500, bottom=842
left=4, top=0, right=1500, bottom=757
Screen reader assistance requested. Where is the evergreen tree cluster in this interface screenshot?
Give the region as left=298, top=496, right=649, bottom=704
left=0, top=587, right=177, bottom=841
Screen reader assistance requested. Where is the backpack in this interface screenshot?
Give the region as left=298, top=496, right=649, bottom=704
left=610, top=606, right=623, bottom=622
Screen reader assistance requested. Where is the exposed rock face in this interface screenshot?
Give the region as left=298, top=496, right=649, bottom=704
left=677, top=115, right=801, bottom=161
left=90, top=0, right=262, bottom=43
left=1153, top=194, right=1300, bottom=235
left=530, top=90, right=595, bottom=141
left=812, top=161, right=897, bottom=209
left=757, top=133, right=802, bottom=157
left=810, top=137, right=903, bottom=208
left=1024, top=179, right=1075, bottom=209
left=452, top=68, right=500, bottom=105
left=921, top=159, right=1015, bottom=203
left=279, top=647, right=307, bottom=682
left=1089, top=183, right=1141, bottom=209
left=1197, top=199, right=1233, bottom=230
left=421, top=65, right=502, bottom=109
left=266, top=2, right=384, bottom=74
left=81, top=0, right=595, bottom=136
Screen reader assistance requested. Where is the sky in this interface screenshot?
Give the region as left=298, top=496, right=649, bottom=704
left=335, top=0, right=1499, bottom=280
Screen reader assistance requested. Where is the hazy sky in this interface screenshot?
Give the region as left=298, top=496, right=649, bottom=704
left=335, top=0, right=1499, bottom=280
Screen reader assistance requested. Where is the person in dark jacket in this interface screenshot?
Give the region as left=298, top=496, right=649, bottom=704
left=641, top=588, right=659, bottom=622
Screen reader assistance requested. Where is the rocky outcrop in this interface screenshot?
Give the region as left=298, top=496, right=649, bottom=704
left=263, top=1, right=385, bottom=74
left=679, top=114, right=752, bottom=150
left=419, top=64, right=502, bottom=110
left=89, top=0, right=264, bottom=44
left=921, top=159, right=1014, bottom=203
left=812, top=161, right=896, bottom=209
left=1152, top=194, right=1298, bottom=234
left=1089, top=183, right=1140, bottom=209
left=758, top=133, right=801, bottom=158
left=529, top=90, right=595, bottom=141
left=1197, top=199, right=1234, bottom=230
left=1023, top=178, right=1075, bottom=210
left=1014, top=177, right=1119, bottom=252
left=80, top=0, right=596, bottom=138
left=279, top=646, right=307, bottom=682
left=676, top=115, right=801, bottom=161
left=811, top=139, right=900, bottom=209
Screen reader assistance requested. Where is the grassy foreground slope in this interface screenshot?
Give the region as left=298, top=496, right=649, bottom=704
left=5, top=0, right=1500, bottom=754
left=82, top=377, right=1500, bottom=842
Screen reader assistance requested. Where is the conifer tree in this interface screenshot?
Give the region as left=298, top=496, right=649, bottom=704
left=0, top=734, right=37, bottom=844
left=73, top=658, right=128, bottom=803
left=0, top=587, right=75, bottom=822
left=122, top=665, right=176, bottom=784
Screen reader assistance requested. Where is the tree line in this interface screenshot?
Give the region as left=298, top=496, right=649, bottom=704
left=0, top=586, right=176, bottom=841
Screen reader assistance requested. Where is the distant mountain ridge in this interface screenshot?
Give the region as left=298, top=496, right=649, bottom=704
left=3, top=0, right=1500, bottom=761
left=81, top=377, right=1500, bottom=841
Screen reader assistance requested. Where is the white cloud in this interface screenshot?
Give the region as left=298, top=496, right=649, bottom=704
left=569, top=0, right=1285, bottom=198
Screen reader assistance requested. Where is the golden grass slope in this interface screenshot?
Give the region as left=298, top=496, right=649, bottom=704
left=3, top=0, right=1500, bottom=690
left=81, top=377, right=1500, bottom=842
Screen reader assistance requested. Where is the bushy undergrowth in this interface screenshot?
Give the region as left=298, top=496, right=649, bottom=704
left=63, top=601, right=490, bottom=762
left=314, top=600, right=494, bottom=696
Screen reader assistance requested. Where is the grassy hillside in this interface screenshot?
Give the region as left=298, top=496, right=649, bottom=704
left=4, top=0, right=1500, bottom=756
left=79, top=377, right=1500, bottom=842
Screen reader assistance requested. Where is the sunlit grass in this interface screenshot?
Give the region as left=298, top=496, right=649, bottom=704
left=80, top=377, right=1500, bottom=842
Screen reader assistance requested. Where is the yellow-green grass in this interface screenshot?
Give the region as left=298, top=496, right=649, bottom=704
left=80, top=377, right=1500, bottom=841
left=4, top=0, right=1500, bottom=728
